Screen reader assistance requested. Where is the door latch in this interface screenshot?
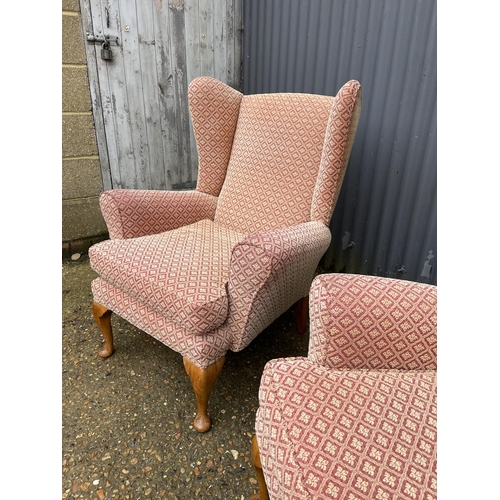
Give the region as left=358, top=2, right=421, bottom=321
left=86, top=34, right=119, bottom=62
left=86, top=33, right=119, bottom=45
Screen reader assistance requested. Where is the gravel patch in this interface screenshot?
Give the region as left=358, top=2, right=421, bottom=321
left=62, top=257, right=310, bottom=499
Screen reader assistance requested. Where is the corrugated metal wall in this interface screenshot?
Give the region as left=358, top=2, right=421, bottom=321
left=242, top=0, right=437, bottom=285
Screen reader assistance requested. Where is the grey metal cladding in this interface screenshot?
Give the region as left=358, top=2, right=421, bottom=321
left=242, top=0, right=437, bottom=285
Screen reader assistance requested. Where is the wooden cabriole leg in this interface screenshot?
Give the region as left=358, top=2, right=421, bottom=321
left=250, top=434, right=270, bottom=500
left=296, top=295, right=309, bottom=334
left=183, top=356, right=225, bottom=433
left=92, top=302, right=114, bottom=358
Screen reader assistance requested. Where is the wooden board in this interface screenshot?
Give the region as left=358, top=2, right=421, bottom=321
left=81, top=0, right=242, bottom=191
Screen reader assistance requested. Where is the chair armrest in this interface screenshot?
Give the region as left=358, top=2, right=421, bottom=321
left=99, top=189, right=218, bottom=239
left=239, top=221, right=332, bottom=269
left=226, top=221, right=331, bottom=350
left=308, top=273, right=437, bottom=370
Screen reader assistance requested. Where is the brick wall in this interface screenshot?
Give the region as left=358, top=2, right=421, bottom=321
left=62, top=0, right=107, bottom=258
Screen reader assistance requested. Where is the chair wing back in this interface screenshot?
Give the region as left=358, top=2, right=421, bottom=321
left=311, top=80, right=362, bottom=225
left=309, top=274, right=437, bottom=370
left=189, top=77, right=243, bottom=197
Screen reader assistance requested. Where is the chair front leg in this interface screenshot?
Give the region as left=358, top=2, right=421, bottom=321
left=250, top=434, right=270, bottom=500
left=92, top=302, right=114, bottom=358
left=183, top=356, right=225, bottom=432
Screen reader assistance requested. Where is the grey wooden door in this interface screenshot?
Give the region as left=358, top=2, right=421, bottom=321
left=80, top=0, right=242, bottom=191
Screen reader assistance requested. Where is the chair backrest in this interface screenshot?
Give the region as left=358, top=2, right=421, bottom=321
left=189, top=77, right=361, bottom=235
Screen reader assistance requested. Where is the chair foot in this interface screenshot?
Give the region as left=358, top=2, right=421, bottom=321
left=92, top=302, right=114, bottom=358
left=183, top=356, right=225, bottom=432
left=250, top=434, right=270, bottom=500
left=296, top=296, right=309, bottom=334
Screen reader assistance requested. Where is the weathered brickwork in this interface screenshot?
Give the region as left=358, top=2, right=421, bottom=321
left=62, top=3, right=107, bottom=257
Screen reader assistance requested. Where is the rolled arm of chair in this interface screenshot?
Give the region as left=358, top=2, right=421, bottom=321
left=226, top=221, right=332, bottom=351
left=238, top=221, right=332, bottom=275
left=308, top=273, right=437, bottom=370
left=99, top=189, right=218, bottom=239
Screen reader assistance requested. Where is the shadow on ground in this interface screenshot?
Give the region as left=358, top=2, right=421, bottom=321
left=62, top=256, right=310, bottom=500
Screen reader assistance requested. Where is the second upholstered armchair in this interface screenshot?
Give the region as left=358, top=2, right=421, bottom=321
left=251, top=273, right=437, bottom=499
left=88, top=77, right=362, bottom=432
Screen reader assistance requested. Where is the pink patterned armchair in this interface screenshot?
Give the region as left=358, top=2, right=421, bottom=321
left=251, top=274, right=437, bottom=499
left=88, top=77, right=362, bottom=432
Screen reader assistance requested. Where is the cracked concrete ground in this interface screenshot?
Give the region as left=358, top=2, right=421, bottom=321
left=62, top=256, right=311, bottom=500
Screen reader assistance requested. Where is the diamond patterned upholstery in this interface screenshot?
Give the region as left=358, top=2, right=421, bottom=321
left=91, top=278, right=232, bottom=369
left=99, top=189, right=218, bottom=240
left=311, top=82, right=362, bottom=225
left=309, top=274, right=437, bottom=370
left=255, top=274, right=437, bottom=500
left=89, top=220, right=246, bottom=335
left=88, top=77, right=362, bottom=429
left=189, top=77, right=243, bottom=197
left=214, top=93, right=333, bottom=234
left=215, top=80, right=362, bottom=234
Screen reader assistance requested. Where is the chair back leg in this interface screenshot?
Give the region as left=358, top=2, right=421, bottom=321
left=296, top=296, right=309, bottom=334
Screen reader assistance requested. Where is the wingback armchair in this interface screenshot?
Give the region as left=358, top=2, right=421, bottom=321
left=88, top=77, right=362, bottom=432
left=251, top=274, right=437, bottom=499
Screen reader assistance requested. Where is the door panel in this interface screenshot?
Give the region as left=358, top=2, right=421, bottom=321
left=81, top=0, right=242, bottom=191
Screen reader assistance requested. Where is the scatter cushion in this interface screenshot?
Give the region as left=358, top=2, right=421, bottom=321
left=256, top=357, right=437, bottom=500
left=89, top=219, right=247, bottom=335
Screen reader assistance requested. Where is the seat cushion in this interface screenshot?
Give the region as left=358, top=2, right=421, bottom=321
left=256, top=358, right=437, bottom=500
left=89, top=219, right=247, bottom=335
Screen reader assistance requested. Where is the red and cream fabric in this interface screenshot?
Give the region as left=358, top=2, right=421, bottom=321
left=311, top=81, right=362, bottom=225
left=256, top=358, right=437, bottom=500
left=188, top=77, right=243, bottom=197
left=89, top=77, right=362, bottom=369
left=99, top=189, right=218, bottom=239
left=308, top=274, right=437, bottom=370
left=91, top=278, right=232, bottom=370
left=255, top=274, right=437, bottom=500
left=89, top=219, right=246, bottom=335
left=215, top=92, right=333, bottom=235
left=89, top=221, right=332, bottom=368
left=228, top=222, right=332, bottom=351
